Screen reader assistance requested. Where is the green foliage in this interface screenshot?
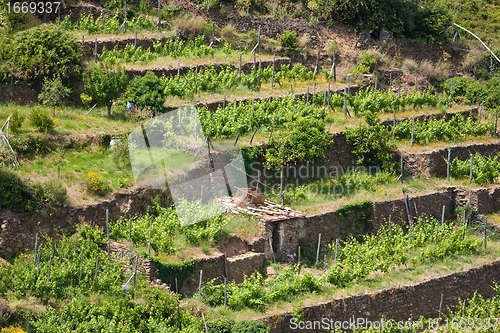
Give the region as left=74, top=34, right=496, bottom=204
left=38, top=76, right=71, bottom=111
left=452, top=0, right=500, bottom=42
left=232, top=320, right=270, bottom=333
left=9, top=109, right=24, bottom=133
left=0, top=296, right=13, bottom=327
left=129, top=71, right=166, bottom=112
left=344, top=88, right=443, bottom=117
left=198, top=94, right=325, bottom=138
left=206, top=318, right=269, bottom=333
left=415, top=0, right=455, bottom=44
left=335, top=200, right=373, bottom=216
left=80, top=93, right=93, bottom=106
left=110, top=203, right=228, bottom=255
left=418, top=228, right=481, bottom=262
left=265, top=117, right=331, bottom=167
left=28, top=107, right=55, bottom=133
left=65, top=13, right=154, bottom=34
left=100, top=44, right=157, bottom=65
left=10, top=134, right=50, bottom=157
left=33, top=180, right=68, bottom=209
left=350, top=51, right=378, bottom=76
left=324, top=216, right=481, bottom=287
left=344, top=112, right=397, bottom=172
left=278, top=30, right=298, bottom=51
left=83, top=171, right=111, bottom=196
left=207, top=318, right=234, bottom=333
left=111, top=133, right=131, bottom=169
left=0, top=202, right=201, bottom=332
left=318, top=0, right=453, bottom=43
left=441, top=76, right=500, bottom=108
left=450, top=153, right=500, bottom=184
left=0, top=222, right=123, bottom=302
left=83, top=64, right=128, bottom=116
left=0, top=24, right=82, bottom=84
left=153, top=35, right=214, bottom=58
left=485, top=77, right=500, bottom=108
left=152, top=258, right=199, bottom=292
left=443, top=286, right=500, bottom=333
left=394, top=114, right=494, bottom=144
left=99, top=36, right=219, bottom=66
left=200, top=266, right=321, bottom=311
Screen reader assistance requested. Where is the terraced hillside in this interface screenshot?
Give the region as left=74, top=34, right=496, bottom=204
left=0, top=0, right=500, bottom=331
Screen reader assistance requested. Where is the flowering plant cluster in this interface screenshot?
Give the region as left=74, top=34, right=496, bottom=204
left=0, top=297, right=13, bottom=327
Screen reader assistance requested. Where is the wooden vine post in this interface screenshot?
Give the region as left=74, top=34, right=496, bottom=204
left=315, top=233, right=321, bottom=269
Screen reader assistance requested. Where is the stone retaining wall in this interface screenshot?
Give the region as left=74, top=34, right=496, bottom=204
left=226, top=252, right=264, bottom=284
left=264, top=259, right=500, bottom=332
left=262, top=190, right=456, bottom=262
left=406, top=140, right=500, bottom=178
left=0, top=187, right=172, bottom=259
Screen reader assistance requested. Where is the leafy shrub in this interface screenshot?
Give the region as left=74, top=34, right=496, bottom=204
left=344, top=111, right=397, bottom=172
left=34, top=180, right=68, bottom=209
left=0, top=24, right=81, bottom=84
left=350, top=51, right=378, bottom=76
left=129, top=71, right=166, bottom=112
left=10, top=135, right=49, bottom=157
left=279, top=30, right=298, bottom=51
left=441, top=76, right=488, bottom=105
left=111, top=133, right=131, bottom=169
left=9, top=109, right=24, bottom=133
left=485, top=77, right=500, bottom=108
left=38, top=76, right=71, bottom=113
left=29, top=107, right=55, bottom=133
left=65, top=13, right=154, bottom=34
left=0, top=169, right=36, bottom=212
left=199, top=96, right=324, bottom=138
left=83, top=171, right=111, bottom=196
left=83, top=64, right=128, bottom=116
left=80, top=93, right=93, bottom=106
left=317, top=0, right=453, bottom=43
left=265, top=117, right=331, bottom=167
left=110, top=202, right=228, bottom=254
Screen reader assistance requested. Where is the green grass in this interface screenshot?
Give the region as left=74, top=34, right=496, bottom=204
left=223, top=213, right=262, bottom=239
left=18, top=146, right=134, bottom=198
left=0, top=104, right=139, bottom=136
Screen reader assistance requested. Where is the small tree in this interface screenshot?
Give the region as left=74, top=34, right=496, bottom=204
left=83, top=64, right=128, bottom=116
left=38, top=76, right=71, bottom=116
left=129, top=71, right=166, bottom=113
left=278, top=30, right=298, bottom=52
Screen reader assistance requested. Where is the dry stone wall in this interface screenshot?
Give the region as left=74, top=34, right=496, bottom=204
left=264, top=259, right=500, bottom=332
left=407, top=140, right=500, bottom=178
left=226, top=252, right=264, bottom=284
left=0, top=187, right=172, bottom=259
left=261, top=188, right=471, bottom=262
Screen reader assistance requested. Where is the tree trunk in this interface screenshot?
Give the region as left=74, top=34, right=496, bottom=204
left=107, top=103, right=112, bottom=116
